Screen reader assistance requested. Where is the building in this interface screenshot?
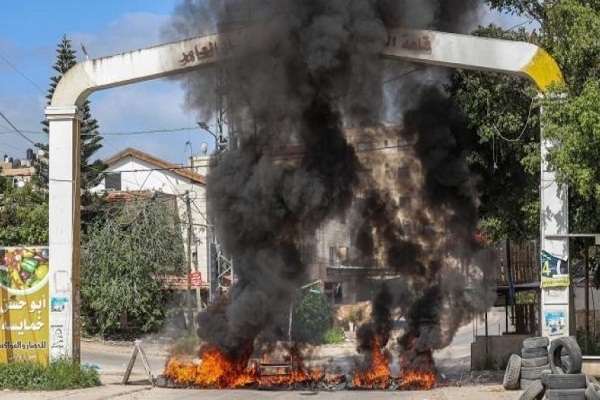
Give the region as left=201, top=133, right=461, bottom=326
left=0, top=149, right=38, bottom=187
left=268, top=125, right=459, bottom=304
left=90, top=147, right=210, bottom=309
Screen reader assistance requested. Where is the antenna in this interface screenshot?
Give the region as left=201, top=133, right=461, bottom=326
left=80, top=43, right=90, bottom=61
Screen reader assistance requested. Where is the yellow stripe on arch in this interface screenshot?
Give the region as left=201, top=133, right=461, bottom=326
left=521, top=48, right=565, bottom=92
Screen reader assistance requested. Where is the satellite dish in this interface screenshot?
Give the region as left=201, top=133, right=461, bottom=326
left=200, top=142, right=208, bottom=155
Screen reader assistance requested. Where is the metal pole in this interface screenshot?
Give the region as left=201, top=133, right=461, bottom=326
left=189, top=155, right=203, bottom=311
left=185, top=191, right=195, bottom=336
left=585, top=245, right=590, bottom=354
left=288, top=301, right=293, bottom=342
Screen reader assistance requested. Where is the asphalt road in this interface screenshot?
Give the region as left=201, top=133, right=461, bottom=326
left=80, top=339, right=168, bottom=377
left=1, top=311, right=515, bottom=399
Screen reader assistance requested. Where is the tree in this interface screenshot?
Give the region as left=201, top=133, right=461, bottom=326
left=0, top=181, right=48, bottom=246
left=485, top=0, right=549, bottom=23
left=291, top=290, right=333, bottom=344
left=447, top=26, right=541, bottom=242
left=81, top=195, right=185, bottom=337
left=36, top=35, right=107, bottom=193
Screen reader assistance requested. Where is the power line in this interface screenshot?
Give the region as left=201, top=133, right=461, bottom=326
left=1, top=127, right=200, bottom=137
left=0, top=52, right=45, bottom=94
left=0, top=110, right=37, bottom=146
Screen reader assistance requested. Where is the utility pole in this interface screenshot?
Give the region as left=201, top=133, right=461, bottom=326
left=188, top=151, right=203, bottom=313
left=185, top=190, right=195, bottom=336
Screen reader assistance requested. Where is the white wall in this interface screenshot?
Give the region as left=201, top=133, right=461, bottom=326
left=90, top=156, right=210, bottom=289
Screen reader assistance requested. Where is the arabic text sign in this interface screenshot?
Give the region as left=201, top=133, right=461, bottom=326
left=0, top=247, right=49, bottom=364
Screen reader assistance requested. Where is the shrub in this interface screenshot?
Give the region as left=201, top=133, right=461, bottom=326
left=323, top=326, right=346, bottom=344
left=0, top=359, right=101, bottom=390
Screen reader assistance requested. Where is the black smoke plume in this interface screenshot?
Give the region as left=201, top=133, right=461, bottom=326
left=167, top=0, right=494, bottom=361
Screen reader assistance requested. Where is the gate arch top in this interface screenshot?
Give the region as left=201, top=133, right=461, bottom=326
left=52, top=28, right=565, bottom=108
left=51, top=33, right=223, bottom=107
left=46, top=27, right=565, bottom=363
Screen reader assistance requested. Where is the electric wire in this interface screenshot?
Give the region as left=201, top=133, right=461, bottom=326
left=0, top=110, right=37, bottom=146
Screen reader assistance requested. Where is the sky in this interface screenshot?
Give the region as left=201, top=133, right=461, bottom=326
left=0, top=1, right=533, bottom=166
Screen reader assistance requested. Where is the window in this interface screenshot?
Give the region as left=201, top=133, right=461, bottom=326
left=401, top=219, right=412, bottom=236
left=105, top=172, right=121, bottom=190
left=397, top=165, right=410, bottom=179
left=398, top=196, right=411, bottom=208
left=384, top=163, right=392, bottom=177
left=329, top=246, right=336, bottom=266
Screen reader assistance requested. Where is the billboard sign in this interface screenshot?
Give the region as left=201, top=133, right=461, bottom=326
left=0, top=247, right=49, bottom=364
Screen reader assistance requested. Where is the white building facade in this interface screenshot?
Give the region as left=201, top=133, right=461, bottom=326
left=90, top=147, right=210, bottom=307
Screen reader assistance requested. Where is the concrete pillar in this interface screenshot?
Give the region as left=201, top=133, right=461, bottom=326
left=540, top=115, right=570, bottom=340
left=46, top=105, right=82, bottom=362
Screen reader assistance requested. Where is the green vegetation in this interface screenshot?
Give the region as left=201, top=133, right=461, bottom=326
left=0, top=181, right=48, bottom=245
left=0, top=359, right=100, bottom=390
left=81, top=197, right=185, bottom=338
left=323, top=326, right=346, bottom=344
left=292, top=290, right=334, bottom=345
left=450, top=1, right=600, bottom=243
left=36, top=35, right=107, bottom=193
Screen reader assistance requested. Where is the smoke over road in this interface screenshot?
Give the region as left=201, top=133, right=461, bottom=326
left=167, top=0, right=495, bottom=360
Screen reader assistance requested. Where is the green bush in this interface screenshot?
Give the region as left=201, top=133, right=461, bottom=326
left=0, top=359, right=101, bottom=390
left=292, top=291, right=333, bottom=344
left=323, top=326, right=346, bottom=344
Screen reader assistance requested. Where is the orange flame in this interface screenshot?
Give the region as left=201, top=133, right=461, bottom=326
left=163, top=345, right=325, bottom=389
left=399, top=369, right=436, bottom=390
left=352, top=338, right=390, bottom=389
left=164, top=346, right=257, bottom=389
left=163, top=339, right=436, bottom=391
left=397, top=347, right=436, bottom=390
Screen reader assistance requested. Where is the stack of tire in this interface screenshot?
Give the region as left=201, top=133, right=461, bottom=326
left=503, top=335, right=600, bottom=399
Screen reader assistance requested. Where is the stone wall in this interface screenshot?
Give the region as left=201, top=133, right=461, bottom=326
left=470, top=334, right=530, bottom=370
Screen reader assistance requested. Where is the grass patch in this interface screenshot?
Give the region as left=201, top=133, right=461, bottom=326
left=0, top=359, right=101, bottom=390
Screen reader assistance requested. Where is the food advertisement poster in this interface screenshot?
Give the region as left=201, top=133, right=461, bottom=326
left=0, top=247, right=49, bottom=364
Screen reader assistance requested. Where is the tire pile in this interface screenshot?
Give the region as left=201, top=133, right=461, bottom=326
left=503, top=335, right=600, bottom=399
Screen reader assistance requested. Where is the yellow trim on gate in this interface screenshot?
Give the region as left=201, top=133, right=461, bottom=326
left=521, top=48, right=565, bottom=92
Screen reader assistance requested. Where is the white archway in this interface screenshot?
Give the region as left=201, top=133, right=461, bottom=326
left=47, top=28, right=564, bottom=361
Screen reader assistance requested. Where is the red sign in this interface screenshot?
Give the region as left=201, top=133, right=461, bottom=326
left=190, top=272, right=202, bottom=287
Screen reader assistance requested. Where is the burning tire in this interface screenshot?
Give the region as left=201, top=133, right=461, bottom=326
left=519, top=379, right=545, bottom=400
left=549, top=337, right=582, bottom=374
left=524, top=337, right=550, bottom=349
left=545, top=388, right=586, bottom=399
left=544, top=374, right=587, bottom=390
left=502, top=354, right=521, bottom=390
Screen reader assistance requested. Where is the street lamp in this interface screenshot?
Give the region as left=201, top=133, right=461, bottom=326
left=197, top=122, right=227, bottom=153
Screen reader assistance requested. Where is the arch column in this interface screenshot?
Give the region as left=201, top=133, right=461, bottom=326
left=46, top=105, right=82, bottom=362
